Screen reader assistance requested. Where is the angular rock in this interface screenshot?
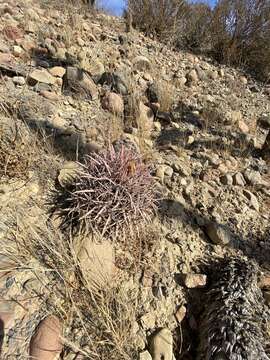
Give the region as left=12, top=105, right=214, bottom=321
left=258, top=274, right=270, bottom=289
left=58, top=162, right=81, bottom=187
left=156, top=165, right=173, bottom=182
left=183, top=274, right=207, bottom=288
left=28, top=69, right=56, bottom=85
left=175, top=305, right=186, bottom=323
left=233, top=172, right=246, bottom=186
left=141, top=312, right=156, bottom=329
left=29, top=316, right=62, bottom=360
left=187, top=69, right=198, bottom=83
left=243, top=189, right=260, bottom=211
left=98, top=72, right=128, bottom=95
left=238, top=120, right=249, bottom=134
left=0, top=300, right=15, bottom=331
left=239, top=76, right=248, bottom=84
left=258, top=114, right=270, bottom=129
left=137, top=102, right=154, bottom=133
left=139, top=351, right=152, bottom=360
left=40, top=90, right=60, bottom=101
left=64, top=67, right=98, bottom=100
left=220, top=174, right=233, bottom=185
left=150, top=328, right=173, bottom=360
left=205, top=222, right=232, bottom=246
left=0, top=52, right=12, bottom=64
left=3, top=25, right=23, bottom=40
left=12, top=76, right=25, bottom=85
left=49, top=66, right=66, bottom=78
left=243, top=168, right=262, bottom=185
left=101, top=92, right=124, bottom=115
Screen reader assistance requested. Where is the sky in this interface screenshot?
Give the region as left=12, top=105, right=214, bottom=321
left=98, top=0, right=217, bottom=16
left=98, top=0, right=125, bottom=15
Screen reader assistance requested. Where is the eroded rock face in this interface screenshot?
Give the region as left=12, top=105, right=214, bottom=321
left=29, top=316, right=63, bottom=360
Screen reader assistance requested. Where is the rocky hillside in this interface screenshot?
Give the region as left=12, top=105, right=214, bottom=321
left=0, top=0, right=270, bottom=359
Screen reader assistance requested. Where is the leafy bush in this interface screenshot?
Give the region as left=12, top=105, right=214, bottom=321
left=209, top=0, right=270, bottom=80
left=128, top=0, right=188, bottom=43
left=52, top=146, right=157, bottom=237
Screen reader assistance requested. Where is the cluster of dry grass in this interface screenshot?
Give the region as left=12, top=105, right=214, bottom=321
left=1, top=212, right=139, bottom=359
left=0, top=120, right=60, bottom=182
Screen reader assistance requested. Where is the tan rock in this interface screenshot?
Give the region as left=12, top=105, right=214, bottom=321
left=25, top=8, right=40, bottom=21
left=29, top=316, right=62, bottom=360
left=150, top=328, right=173, bottom=360
left=29, top=69, right=56, bottom=85
left=259, top=274, right=270, bottom=289
left=205, top=222, right=232, bottom=246
left=187, top=69, right=198, bottom=83
left=76, top=237, right=115, bottom=289
left=208, top=70, right=218, bottom=80
left=58, top=162, right=81, bottom=187
left=49, top=66, right=66, bottom=78
left=141, top=312, right=156, bottom=329
left=137, top=101, right=154, bottom=133
left=101, top=92, right=124, bottom=115
left=230, top=110, right=242, bottom=124
left=0, top=300, right=15, bottom=330
left=139, top=351, right=152, bottom=360
left=13, top=45, right=23, bottom=56
left=238, top=120, right=249, bottom=134
left=25, top=21, right=38, bottom=33
left=40, top=91, right=60, bottom=101
left=175, top=305, right=186, bottom=323
left=3, top=25, right=23, bottom=40
left=184, top=273, right=207, bottom=288
left=240, top=76, right=248, bottom=85
left=0, top=53, right=13, bottom=64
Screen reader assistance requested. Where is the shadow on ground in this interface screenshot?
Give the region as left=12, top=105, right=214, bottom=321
left=0, top=318, right=4, bottom=355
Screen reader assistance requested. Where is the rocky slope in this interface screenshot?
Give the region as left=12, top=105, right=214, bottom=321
left=0, top=0, right=270, bottom=359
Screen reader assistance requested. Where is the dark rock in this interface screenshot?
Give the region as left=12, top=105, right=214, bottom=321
left=146, top=83, right=159, bottom=103
left=98, top=72, right=128, bottom=95
left=118, top=34, right=128, bottom=45
left=205, top=222, right=232, bottom=246
left=258, top=114, right=270, bottom=129
left=63, top=66, right=98, bottom=100
left=156, top=111, right=173, bottom=124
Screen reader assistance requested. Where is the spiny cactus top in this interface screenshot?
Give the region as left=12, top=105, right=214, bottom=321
left=197, top=257, right=270, bottom=360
